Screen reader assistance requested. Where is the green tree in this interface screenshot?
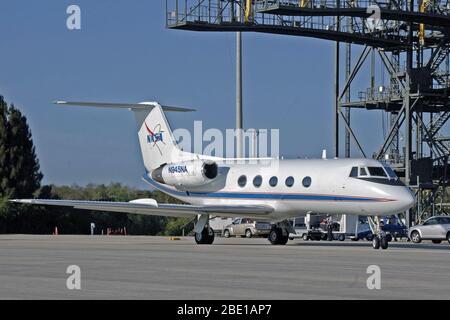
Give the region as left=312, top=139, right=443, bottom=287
left=5, top=105, right=42, bottom=198
left=0, top=96, right=8, bottom=195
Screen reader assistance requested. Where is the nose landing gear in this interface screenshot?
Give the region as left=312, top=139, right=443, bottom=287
left=368, top=216, right=389, bottom=250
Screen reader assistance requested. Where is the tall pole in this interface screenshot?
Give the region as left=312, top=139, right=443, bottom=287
left=236, top=4, right=243, bottom=158
left=405, top=0, right=413, bottom=188
left=334, top=0, right=341, bottom=158
left=335, top=43, right=340, bottom=158
left=405, top=0, right=414, bottom=228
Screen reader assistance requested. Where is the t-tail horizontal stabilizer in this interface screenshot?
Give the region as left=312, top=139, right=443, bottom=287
left=54, top=100, right=196, bottom=112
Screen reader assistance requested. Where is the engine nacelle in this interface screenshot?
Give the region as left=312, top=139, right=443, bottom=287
left=151, top=160, right=218, bottom=188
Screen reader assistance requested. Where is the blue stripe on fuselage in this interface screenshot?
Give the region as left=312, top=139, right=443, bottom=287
left=142, top=175, right=393, bottom=202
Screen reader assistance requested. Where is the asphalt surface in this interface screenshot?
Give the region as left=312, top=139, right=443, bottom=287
left=0, top=235, right=449, bottom=299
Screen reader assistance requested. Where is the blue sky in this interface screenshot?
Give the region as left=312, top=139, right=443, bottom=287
left=0, top=1, right=387, bottom=188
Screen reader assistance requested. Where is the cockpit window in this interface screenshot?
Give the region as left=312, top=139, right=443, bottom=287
left=383, top=165, right=398, bottom=179
left=368, top=167, right=388, bottom=177
left=359, top=167, right=368, bottom=176
left=350, top=164, right=403, bottom=185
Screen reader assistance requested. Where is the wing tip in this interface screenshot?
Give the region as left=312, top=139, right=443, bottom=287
left=9, top=199, right=32, bottom=204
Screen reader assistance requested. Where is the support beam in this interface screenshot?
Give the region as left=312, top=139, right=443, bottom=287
left=338, top=46, right=371, bottom=102
left=339, top=110, right=367, bottom=158
left=345, top=42, right=351, bottom=158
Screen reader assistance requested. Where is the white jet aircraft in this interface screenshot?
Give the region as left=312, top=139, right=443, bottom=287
left=11, top=101, right=415, bottom=249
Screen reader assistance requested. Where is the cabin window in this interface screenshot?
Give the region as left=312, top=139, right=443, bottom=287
left=253, top=175, right=263, bottom=188
left=302, top=176, right=312, bottom=188
left=285, top=176, right=295, bottom=187
left=349, top=167, right=358, bottom=177
left=359, top=167, right=368, bottom=176
left=269, top=176, right=278, bottom=187
left=368, top=167, right=388, bottom=177
left=238, top=175, right=247, bottom=187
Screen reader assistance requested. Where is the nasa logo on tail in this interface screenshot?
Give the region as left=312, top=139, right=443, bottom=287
left=145, top=122, right=165, bottom=155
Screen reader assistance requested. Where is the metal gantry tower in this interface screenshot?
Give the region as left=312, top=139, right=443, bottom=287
left=165, top=0, right=450, bottom=224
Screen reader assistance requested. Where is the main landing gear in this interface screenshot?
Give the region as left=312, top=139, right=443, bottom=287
left=268, top=220, right=295, bottom=245
left=193, top=214, right=215, bottom=245
left=194, top=227, right=215, bottom=245
left=368, top=216, right=389, bottom=250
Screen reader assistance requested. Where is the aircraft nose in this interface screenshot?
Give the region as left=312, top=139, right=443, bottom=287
left=400, top=188, right=415, bottom=211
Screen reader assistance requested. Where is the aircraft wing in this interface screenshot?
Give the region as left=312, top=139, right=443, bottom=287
left=10, top=199, right=274, bottom=218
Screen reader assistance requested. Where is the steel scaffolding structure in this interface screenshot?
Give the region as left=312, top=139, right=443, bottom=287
left=165, top=0, right=450, bottom=224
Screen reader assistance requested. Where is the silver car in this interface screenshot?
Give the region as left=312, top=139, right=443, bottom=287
left=223, top=218, right=271, bottom=238
left=409, top=216, right=450, bottom=244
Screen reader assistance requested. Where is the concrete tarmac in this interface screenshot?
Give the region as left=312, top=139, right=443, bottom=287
left=0, top=235, right=449, bottom=299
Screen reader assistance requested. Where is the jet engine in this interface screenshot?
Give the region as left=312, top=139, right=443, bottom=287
left=151, top=160, right=218, bottom=188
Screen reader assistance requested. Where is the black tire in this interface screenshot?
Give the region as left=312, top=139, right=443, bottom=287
left=432, top=240, right=442, bottom=244
left=195, top=231, right=204, bottom=244
left=302, top=234, right=309, bottom=241
left=372, top=236, right=380, bottom=249
left=223, top=229, right=230, bottom=238
left=410, top=231, right=422, bottom=243
left=447, top=232, right=450, bottom=244
left=195, top=227, right=214, bottom=245
left=206, top=229, right=215, bottom=244
left=268, top=228, right=281, bottom=245
left=338, top=234, right=345, bottom=241
left=268, top=228, right=288, bottom=245
left=380, top=236, right=389, bottom=249
left=385, top=234, right=393, bottom=242
left=279, top=235, right=289, bottom=245
left=245, top=229, right=252, bottom=239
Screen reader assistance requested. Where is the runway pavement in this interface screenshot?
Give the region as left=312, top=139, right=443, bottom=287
left=0, top=235, right=449, bottom=299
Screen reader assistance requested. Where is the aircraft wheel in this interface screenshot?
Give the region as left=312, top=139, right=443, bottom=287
left=268, top=228, right=281, bottom=245
left=372, top=236, right=380, bottom=249
left=195, top=227, right=214, bottom=245
left=269, top=228, right=287, bottom=245
left=280, top=235, right=289, bottom=245
left=206, top=229, right=215, bottom=244
left=380, top=236, right=389, bottom=249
